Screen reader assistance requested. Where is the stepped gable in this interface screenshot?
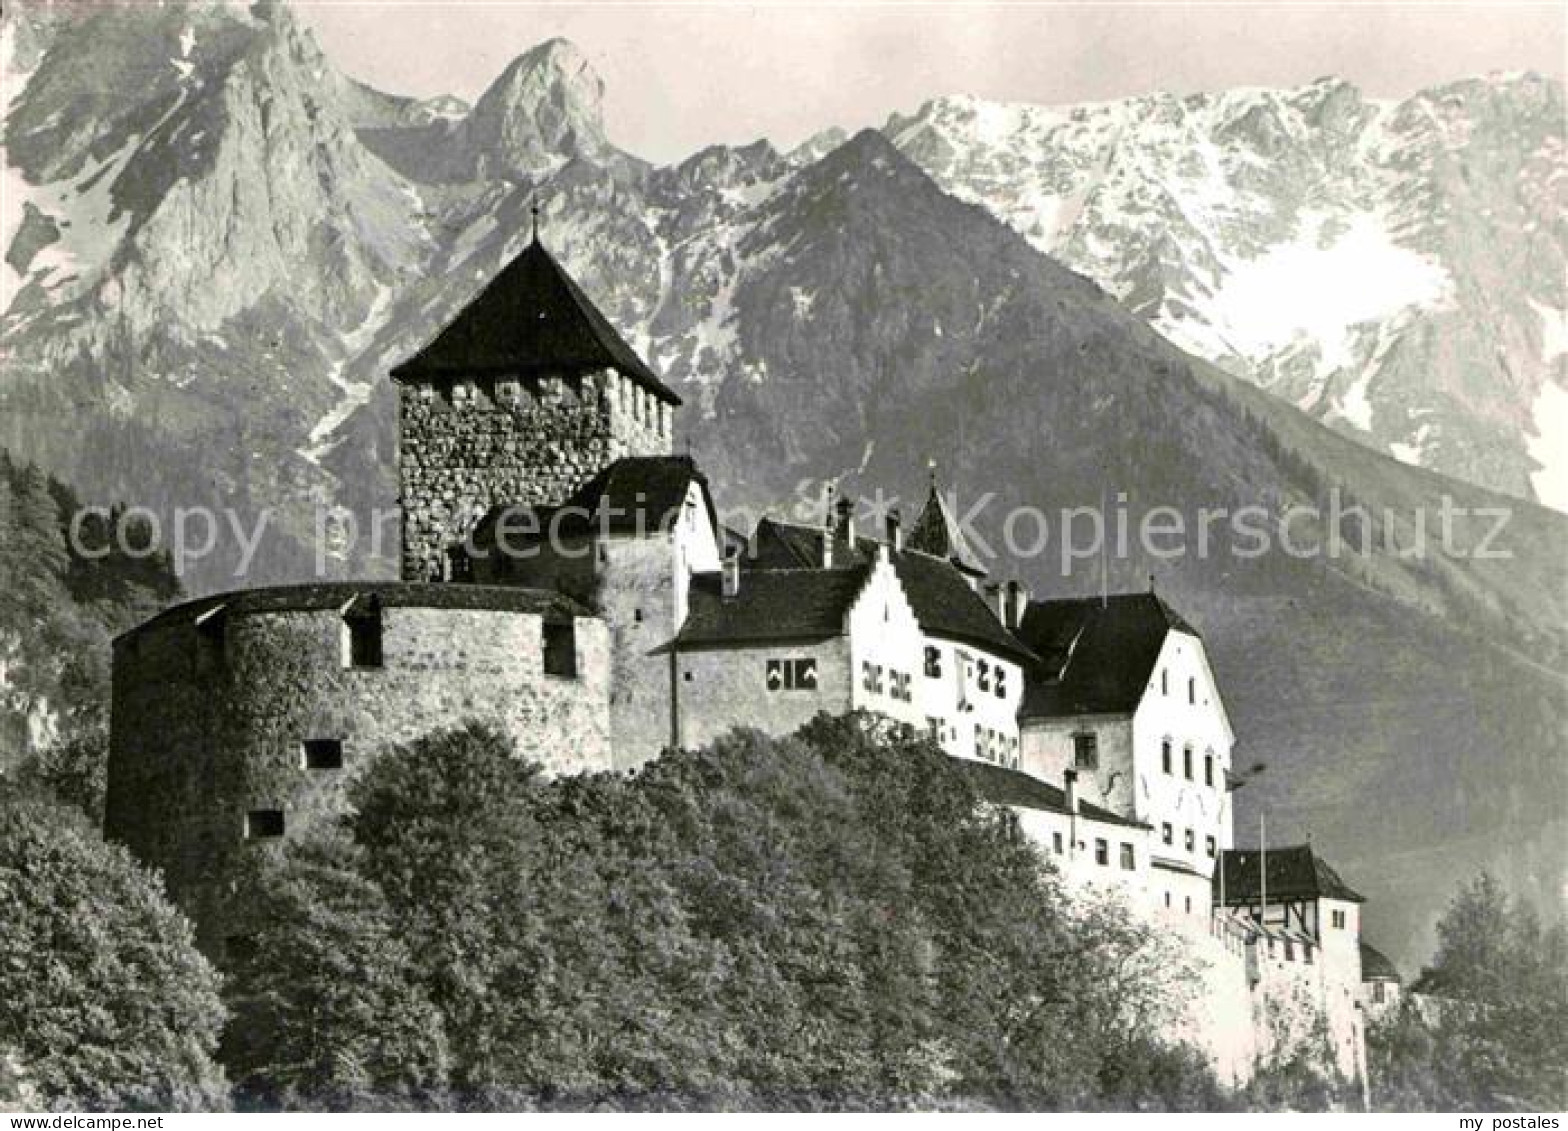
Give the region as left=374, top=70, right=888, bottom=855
left=1016, top=592, right=1197, bottom=718
left=959, top=758, right=1147, bottom=829
left=390, top=236, right=680, bottom=403
left=1217, top=844, right=1365, bottom=906
left=473, top=455, right=713, bottom=541
left=747, top=518, right=1036, bottom=664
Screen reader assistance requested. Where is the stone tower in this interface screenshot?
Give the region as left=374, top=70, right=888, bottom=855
left=391, top=235, right=681, bottom=581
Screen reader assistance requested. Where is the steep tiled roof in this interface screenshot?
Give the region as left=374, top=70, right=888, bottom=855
left=906, top=482, right=987, bottom=576
left=746, top=520, right=1035, bottom=664
left=1216, top=845, right=1365, bottom=905
left=664, top=567, right=872, bottom=650
left=473, top=455, right=712, bottom=542
left=1360, top=942, right=1401, bottom=983
left=390, top=239, right=680, bottom=403
left=958, top=759, right=1146, bottom=829
left=1016, top=592, right=1197, bottom=718
left=118, top=582, right=590, bottom=642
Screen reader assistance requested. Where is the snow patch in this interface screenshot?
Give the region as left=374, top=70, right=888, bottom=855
left=1196, top=211, right=1452, bottom=374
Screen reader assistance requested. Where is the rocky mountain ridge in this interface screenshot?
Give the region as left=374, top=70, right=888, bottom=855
left=885, top=76, right=1567, bottom=506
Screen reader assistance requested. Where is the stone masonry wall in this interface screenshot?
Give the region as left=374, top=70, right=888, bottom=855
left=399, top=368, right=673, bottom=581
left=106, top=595, right=611, bottom=953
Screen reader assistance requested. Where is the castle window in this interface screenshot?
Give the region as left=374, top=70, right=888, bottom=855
left=1331, top=909, right=1347, bottom=930
left=1284, top=939, right=1295, bottom=962
left=1186, top=896, right=1193, bottom=914
left=1183, top=746, right=1193, bottom=779
left=1184, top=828, right=1195, bottom=852
left=976, top=660, right=990, bottom=692
left=1161, top=740, right=1172, bottom=774
left=1304, top=943, right=1314, bottom=965
left=543, top=621, right=578, bottom=678
left=1052, top=831, right=1064, bottom=854
left=1119, top=843, right=1135, bottom=871
left=1188, top=677, right=1196, bottom=704
left=923, top=645, right=942, bottom=678
left=994, top=666, right=1007, bottom=698
left=1373, top=982, right=1385, bottom=1003
left=1162, top=822, right=1173, bottom=846
left=1073, top=733, right=1098, bottom=771
left=245, top=809, right=285, bottom=840
left=1204, top=754, right=1214, bottom=786
left=1094, top=838, right=1109, bottom=866
left=1206, top=835, right=1217, bottom=858
left=342, top=600, right=383, bottom=670
left=194, top=607, right=227, bottom=676
left=1162, top=669, right=1169, bottom=695
left=927, top=717, right=942, bottom=741
left=300, top=739, right=344, bottom=770
left=1165, top=891, right=1172, bottom=908
left=767, top=658, right=818, bottom=692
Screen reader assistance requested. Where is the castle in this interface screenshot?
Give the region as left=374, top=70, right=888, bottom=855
left=105, top=228, right=1400, bottom=1088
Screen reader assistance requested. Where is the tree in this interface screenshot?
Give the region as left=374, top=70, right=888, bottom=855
left=0, top=783, right=227, bottom=1111
left=219, top=714, right=1219, bottom=1110
left=1369, top=873, right=1568, bottom=1110
left=221, top=835, right=449, bottom=1110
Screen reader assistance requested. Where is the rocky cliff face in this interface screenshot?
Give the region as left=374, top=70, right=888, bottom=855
left=2, top=1, right=1565, bottom=964
left=885, top=78, right=1568, bottom=506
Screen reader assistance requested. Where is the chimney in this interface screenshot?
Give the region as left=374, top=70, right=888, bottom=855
left=722, top=551, right=740, bottom=598
left=984, top=582, right=1005, bottom=622
left=885, top=507, right=903, bottom=552
left=835, top=494, right=856, bottom=545
left=1064, top=768, right=1080, bottom=815
left=1005, top=579, right=1030, bottom=629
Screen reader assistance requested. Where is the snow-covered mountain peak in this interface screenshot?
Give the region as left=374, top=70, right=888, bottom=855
left=886, top=75, right=1567, bottom=505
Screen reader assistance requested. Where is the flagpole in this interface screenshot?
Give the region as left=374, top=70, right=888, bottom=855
left=1260, top=811, right=1267, bottom=924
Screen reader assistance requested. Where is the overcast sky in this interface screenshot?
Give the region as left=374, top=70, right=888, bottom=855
left=293, top=2, right=1566, bottom=164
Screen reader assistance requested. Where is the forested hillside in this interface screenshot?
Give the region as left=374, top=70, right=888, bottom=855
left=0, top=451, right=181, bottom=775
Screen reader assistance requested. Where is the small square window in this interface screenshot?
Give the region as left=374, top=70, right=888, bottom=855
left=301, top=739, right=343, bottom=770
left=1073, top=733, right=1098, bottom=771
left=245, top=809, right=285, bottom=840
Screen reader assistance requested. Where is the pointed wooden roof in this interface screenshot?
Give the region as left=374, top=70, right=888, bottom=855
left=906, top=481, right=986, bottom=577
left=390, top=237, right=680, bottom=404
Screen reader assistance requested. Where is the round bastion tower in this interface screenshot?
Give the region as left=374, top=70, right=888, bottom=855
left=104, top=229, right=676, bottom=954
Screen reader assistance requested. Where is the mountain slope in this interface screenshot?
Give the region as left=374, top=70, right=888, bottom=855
left=885, top=79, right=1568, bottom=507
